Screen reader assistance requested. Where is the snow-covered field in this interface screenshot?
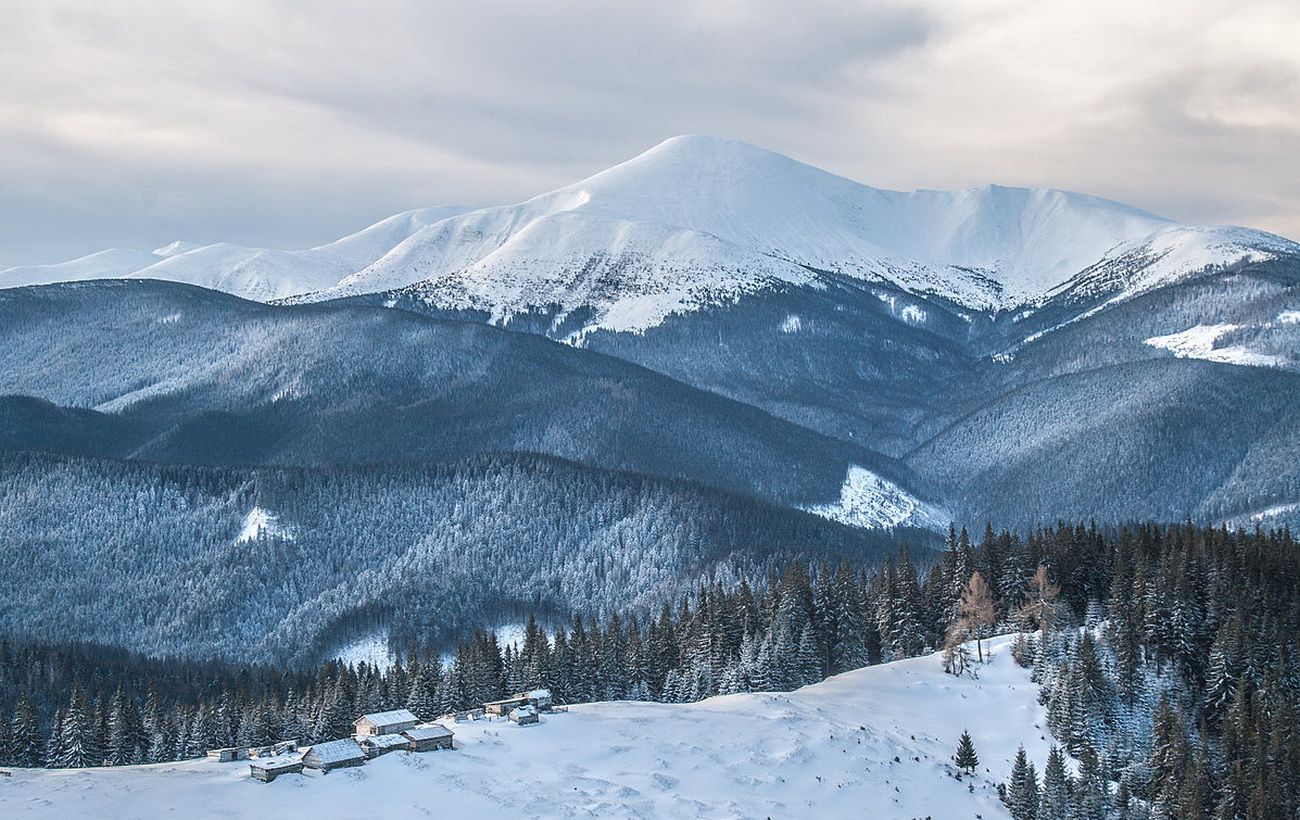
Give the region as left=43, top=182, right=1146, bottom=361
left=0, top=636, right=1052, bottom=819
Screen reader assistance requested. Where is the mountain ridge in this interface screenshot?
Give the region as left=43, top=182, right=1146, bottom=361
left=4, top=136, right=1294, bottom=334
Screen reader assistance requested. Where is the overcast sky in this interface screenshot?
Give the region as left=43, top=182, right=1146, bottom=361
left=1, top=0, right=1297, bottom=264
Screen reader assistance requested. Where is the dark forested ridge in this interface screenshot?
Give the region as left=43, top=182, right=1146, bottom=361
left=0, top=450, right=920, bottom=665
left=0, top=279, right=912, bottom=510
left=2, top=522, right=1295, bottom=819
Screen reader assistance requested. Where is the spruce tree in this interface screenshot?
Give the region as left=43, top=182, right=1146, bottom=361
left=9, top=695, right=44, bottom=767
left=1039, top=745, right=1071, bottom=820
left=954, top=730, right=979, bottom=774
left=55, top=688, right=99, bottom=768
left=1005, top=745, right=1039, bottom=820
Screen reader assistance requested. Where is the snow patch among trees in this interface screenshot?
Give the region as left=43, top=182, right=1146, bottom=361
left=234, top=507, right=293, bottom=544
left=803, top=466, right=945, bottom=530
left=1144, top=323, right=1285, bottom=368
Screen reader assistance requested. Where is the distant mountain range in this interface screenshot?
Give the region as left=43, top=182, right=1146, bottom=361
left=5, top=136, right=1295, bottom=325
left=2, top=136, right=1298, bottom=660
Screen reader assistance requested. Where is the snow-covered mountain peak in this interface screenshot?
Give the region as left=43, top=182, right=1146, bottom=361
left=3, top=136, right=1295, bottom=327
left=317, top=135, right=1299, bottom=333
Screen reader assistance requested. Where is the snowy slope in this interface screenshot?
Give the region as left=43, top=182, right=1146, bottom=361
left=803, top=465, right=947, bottom=530
left=5, top=137, right=1294, bottom=323
left=1050, top=223, right=1300, bottom=308
left=0, top=207, right=469, bottom=301
left=309, top=135, right=1297, bottom=333
left=0, top=636, right=1050, bottom=819
left=0, top=248, right=168, bottom=289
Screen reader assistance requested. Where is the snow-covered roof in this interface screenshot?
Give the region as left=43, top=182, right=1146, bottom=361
left=525, top=689, right=551, bottom=700
left=303, top=738, right=364, bottom=764
left=361, top=734, right=409, bottom=750
left=403, top=725, right=453, bottom=741
left=354, top=709, right=417, bottom=728
left=512, top=705, right=538, bottom=717
left=249, top=753, right=303, bottom=771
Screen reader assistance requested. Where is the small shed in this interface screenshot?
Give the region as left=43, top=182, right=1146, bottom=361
left=301, top=738, right=366, bottom=772
left=353, top=708, right=419, bottom=736
left=509, top=704, right=539, bottom=725
left=249, top=740, right=298, bottom=758
left=402, top=724, right=454, bottom=751
left=483, top=696, right=530, bottom=716
left=249, top=755, right=304, bottom=783
left=360, top=733, right=410, bottom=759
left=206, top=746, right=248, bottom=762
left=519, top=688, right=554, bottom=711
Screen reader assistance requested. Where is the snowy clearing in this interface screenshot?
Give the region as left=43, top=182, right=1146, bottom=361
left=1144, top=323, right=1285, bottom=368
left=234, top=507, right=293, bottom=544
left=803, top=465, right=947, bottom=530
left=0, top=636, right=1046, bottom=819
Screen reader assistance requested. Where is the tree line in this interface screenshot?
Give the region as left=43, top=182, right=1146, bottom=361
left=1, top=520, right=1297, bottom=820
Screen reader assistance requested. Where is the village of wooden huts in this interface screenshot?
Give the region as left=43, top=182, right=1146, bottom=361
left=213, top=690, right=555, bottom=783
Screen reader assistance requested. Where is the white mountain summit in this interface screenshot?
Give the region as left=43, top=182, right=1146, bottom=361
left=4, top=136, right=1295, bottom=330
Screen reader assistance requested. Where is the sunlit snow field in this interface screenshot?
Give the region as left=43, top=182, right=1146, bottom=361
left=1, top=636, right=1051, bottom=819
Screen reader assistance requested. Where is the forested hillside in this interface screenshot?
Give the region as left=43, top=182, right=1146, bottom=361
left=2, top=522, right=1295, bottom=818
left=0, top=280, right=913, bottom=511
left=0, top=451, right=915, bottom=664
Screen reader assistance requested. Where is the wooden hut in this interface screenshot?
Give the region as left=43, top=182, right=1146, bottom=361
left=359, top=733, right=410, bottom=759
left=483, top=696, right=530, bottom=716
left=249, top=755, right=304, bottom=782
left=249, top=741, right=297, bottom=758
left=402, top=724, right=454, bottom=751
left=206, top=746, right=248, bottom=762
left=301, top=738, right=365, bottom=772
left=517, top=688, right=554, bottom=711
left=509, top=704, right=540, bottom=725
left=353, top=708, right=418, bottom=736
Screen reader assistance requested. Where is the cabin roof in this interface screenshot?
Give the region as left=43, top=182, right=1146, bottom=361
left=354, top=708, right=418, bottom=727
left=303, top=738, right=365, bottom=763
left=403, top=725, right=454, bottom=741
left=361, top=733, right=409, bottom=749
left=250, top=753, right=303, bottom=771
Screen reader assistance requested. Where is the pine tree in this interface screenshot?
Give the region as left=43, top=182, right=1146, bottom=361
left=8, top=695, right=44, bottom=767
left=1039, top=745, right=1071, bottom=820
left=406, top=663, right=439, bottom=721
left=954, top=730, right=979, bottom=774
left=1148, top=695, right=1187, bottom=817
left=1006, top=745, right=1039, bottom=820
left=1070, top=744, right=1107, bottom=820
left=107, top=687, right=144, bottom=765
left=55, top=688, right=99, bottom=768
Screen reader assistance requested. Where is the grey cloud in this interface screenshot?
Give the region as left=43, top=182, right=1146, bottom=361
left=0, top=0, right=1295, bottom=264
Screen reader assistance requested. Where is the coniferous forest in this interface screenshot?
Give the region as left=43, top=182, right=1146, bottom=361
left=1, top=521, right=1296, bottom=818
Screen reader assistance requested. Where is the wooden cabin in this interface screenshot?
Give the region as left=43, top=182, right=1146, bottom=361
left=509, top=704, right=540, bottom=725
left=206, top=746, right=248, bottom=762
left=249, top=755, right=304, bottom=782
left=249, top=739, right=297, bottom=758
left=483, top=696, right=530, bottom=716
left=402, top=724, right=454, bottom=751
left=359, top=733, right=410, bottom=759
left=353, top=708, right=418, bottom=736
left=517, top=688, right=554, bottom=711
left=301, top=738, right=365, bottom=772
